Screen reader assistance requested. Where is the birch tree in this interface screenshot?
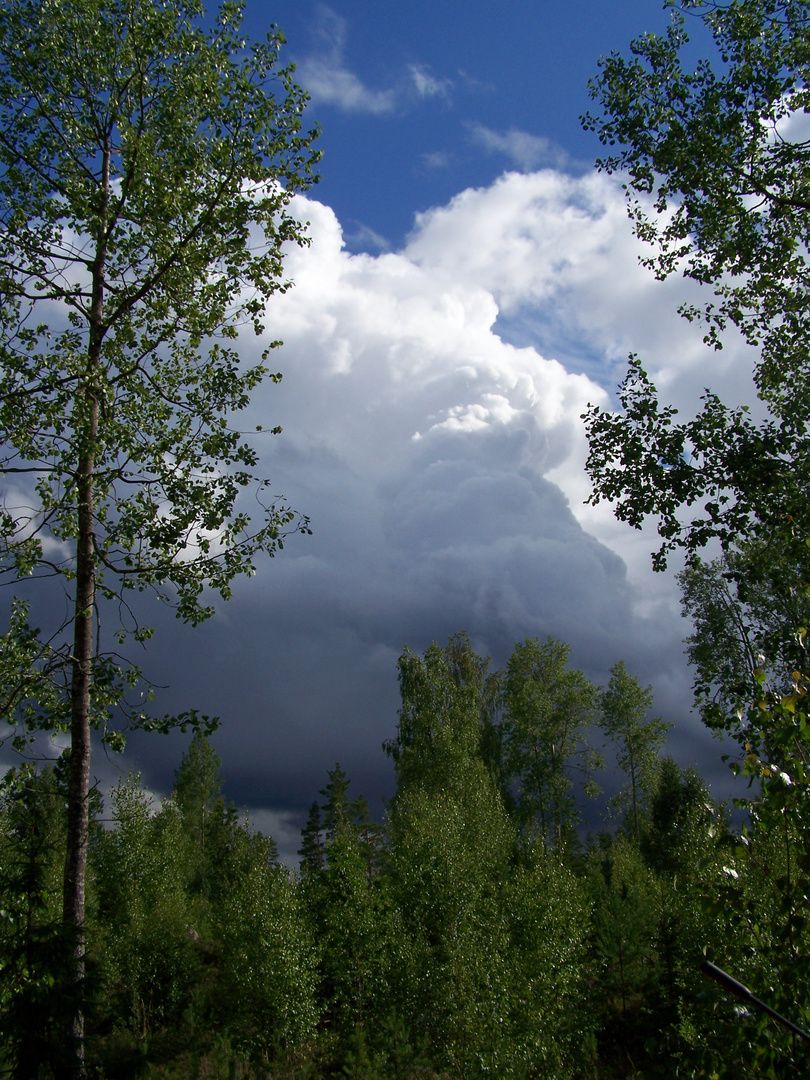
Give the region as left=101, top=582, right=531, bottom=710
left=0, top=0, right=319, bottom=1065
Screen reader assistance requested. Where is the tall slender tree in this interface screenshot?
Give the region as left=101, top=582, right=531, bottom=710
left=0, top=0, right=319, bottom=1065
left=601, top=661, right=671, bottom=842
left=385, top=632, right=492, bottom=794
left=386, top=636, right=515, bottom=1077
left=500, top=637, right=601, bottom=848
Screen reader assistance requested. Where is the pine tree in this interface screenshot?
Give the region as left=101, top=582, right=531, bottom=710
left=320, top=763, right=353, bottom=843
left=298, top=800, right=326, bottom=876
left=350, top=794, right=384, bottom=886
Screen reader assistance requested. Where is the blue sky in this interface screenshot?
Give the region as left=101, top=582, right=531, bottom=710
left=244, top=1, right=674, bottom=255
left=22, top=1, right=757, bottom=861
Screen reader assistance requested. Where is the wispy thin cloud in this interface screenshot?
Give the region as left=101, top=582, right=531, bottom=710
left=299, top=59, right=397, bottom=114
left=295, top=7, right=452, bottom=115
left=456, top=69, right=496, bottom=95
left=421, top=150, right=453, bottom=171
left=465, top=121, right=570, bottom=172
left=408, top=64, right=452, bottom=102
left=343, top=221, right=392, bottom=253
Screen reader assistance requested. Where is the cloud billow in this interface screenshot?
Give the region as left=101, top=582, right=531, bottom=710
left=86, top=167, right=754, bottom=857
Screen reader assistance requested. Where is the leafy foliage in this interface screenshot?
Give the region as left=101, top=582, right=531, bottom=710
left=217, top=852, right=318, bottom=1060
left=93, top=776, right=201, bottom=1046
left=6, top=644, right=801, bottom=1079
left=583, top=0, right=810, bottom=410
left=582, top=0, right=810, bottom=571
left=579, top=3, right=810, bottom=1074
left=0, top=0, right=319, bottom=739
left=679, top=545, right=810, bottom=737
left=499, top=636, right=602, bottom=848
left=0, top=767, right=78, bottom=1078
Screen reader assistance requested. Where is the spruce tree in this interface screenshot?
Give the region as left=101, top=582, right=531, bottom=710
left=298, top=800, right=326, bottom=876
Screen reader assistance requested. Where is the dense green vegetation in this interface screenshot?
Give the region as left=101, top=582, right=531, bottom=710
left=2, top=630, right=809, bottom=1078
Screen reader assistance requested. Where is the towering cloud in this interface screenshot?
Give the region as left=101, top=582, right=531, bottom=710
left=41, top=170, right=756, bottom=852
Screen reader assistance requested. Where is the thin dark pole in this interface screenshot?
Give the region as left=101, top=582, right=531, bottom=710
left=701, top=961, right=810, bottom=1047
